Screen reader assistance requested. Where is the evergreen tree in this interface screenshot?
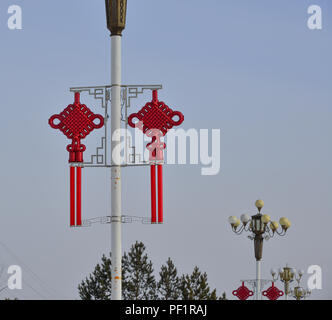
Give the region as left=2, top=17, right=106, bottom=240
left=123, top=241, right=157, bottom=300
left=179, top=266, right=217, bottom=300
left=157, top=258, right=180, bottom=300
left=78, top=254, right=112, bottom=300
left=78, top=241, right=157, bottom=300
left=219, top=292, right=227, bottom=300
left=78, top=241, right=225, bottom=300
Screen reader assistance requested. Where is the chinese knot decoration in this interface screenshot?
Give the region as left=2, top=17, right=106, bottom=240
left=232, top=282, right=254, bottom=300
left=262, top=282, right=284, bottom=300
left=49, top=92, right=104, bottom=227
left=128, top=90, right=184, bottom=224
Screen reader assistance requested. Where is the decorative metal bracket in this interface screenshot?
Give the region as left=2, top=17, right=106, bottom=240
left=77, top=215, right=152, bottom=227
left=241, top=279, right=272, bottom=297
left=69, top=84, right=162, bottom=168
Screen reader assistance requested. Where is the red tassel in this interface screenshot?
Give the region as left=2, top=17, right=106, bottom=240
left=150, top=165, right=157, bottom=223
left=76, top=167, right=82, bottom=226
left=70, top=166, right=75, bottom=226
left=157, top=165, right=163, bottom=224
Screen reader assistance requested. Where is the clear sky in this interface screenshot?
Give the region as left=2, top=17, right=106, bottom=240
left=0, top=0, right=331, bottom=299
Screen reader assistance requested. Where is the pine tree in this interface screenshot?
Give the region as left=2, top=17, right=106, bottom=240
left=78, top=241, right=157, bottom=300
left=179, top=266, right=217, bottom=300
left=78, top=254, right=112, bottom=300
left=157, top=258, right=180, bottom=300
left=219, top=292, right=227, bottom=300
left=78, top=241, right=225, bottom=300
left=122, top=241, right=157, bottom=300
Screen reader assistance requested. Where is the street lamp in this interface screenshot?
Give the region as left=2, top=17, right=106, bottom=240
left=291, top=269, right=311, bottom=300
left=272, top=267, right=311, bottom=300
left=228, top=199, right=291, bottom=300
left=271, top=265, right=295, bottom=300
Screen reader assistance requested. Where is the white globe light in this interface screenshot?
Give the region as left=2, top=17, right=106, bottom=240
left=298, top=269, right=305, bottom=276
left=240, top=214, right=250, bottom=224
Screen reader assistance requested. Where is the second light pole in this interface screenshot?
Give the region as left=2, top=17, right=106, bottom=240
left=228, top=200, right=291, bottom=300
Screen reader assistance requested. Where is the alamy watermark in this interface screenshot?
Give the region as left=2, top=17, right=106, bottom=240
left=3, top=4, right=326, bottom=31
left=112, top=127, right=221, bottom=176
left=307, top=5, right=322, bottom=30
left=307, top=265, right=322, bottom=291
left=0, top=265, right=22, bottom=291
left=7, top=5, right=22, bottom=30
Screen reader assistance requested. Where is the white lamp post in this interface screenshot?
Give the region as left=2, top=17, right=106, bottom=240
left=106, top=0, right=127, bottom=301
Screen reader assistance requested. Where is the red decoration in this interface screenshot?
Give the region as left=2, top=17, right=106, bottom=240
left=232, top=282, right=254, bottom=300
left=262, top=282, right=284, bottom=300
left=128, top=90, right=184, bottom=224
left=49, top=92, right=104, bottom=227
left=128, top=90, right=184, bottom=136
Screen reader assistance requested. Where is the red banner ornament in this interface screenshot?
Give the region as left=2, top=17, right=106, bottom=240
left=128, top=90, right=184, bottom=224
left=49, top=92, right=104, bottom=226
left=262, top=282, right=284, bottom=300
left=232, top=282, right=254, bottom=300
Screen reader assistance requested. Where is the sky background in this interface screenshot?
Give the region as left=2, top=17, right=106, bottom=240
left=0, top=0, right=331, bottom=299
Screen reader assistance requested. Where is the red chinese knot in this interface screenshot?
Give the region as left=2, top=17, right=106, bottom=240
left=262, top=282, right=284, bottom=300
left=128, top=90, right=184, bottom=224
left=128, top=90, right=184, bottom=137
left=232, top=282, right=254, bottom=300
left=49, top=92, right=104, bottom=163
left=49, top=92, right=104, bottom=227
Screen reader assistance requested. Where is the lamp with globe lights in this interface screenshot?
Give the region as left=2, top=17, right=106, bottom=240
left=228, top=200, right=291, bottom=300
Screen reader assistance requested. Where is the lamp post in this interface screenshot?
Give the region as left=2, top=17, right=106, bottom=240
left=228, top=200, right=291, bottom=300
left=291, top=269, right=311, bottom=300
left=271, top=265, right=294, bottom=300
left=105, top=0, right=127, bottom=301
left=271, top=267, right=311, bottom=300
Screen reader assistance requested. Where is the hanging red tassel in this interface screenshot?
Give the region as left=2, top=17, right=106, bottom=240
left=49, top=92, right=104, bottom=227
left=150, top=164, right=157, bottom=223
left=70, top=166, right=75, bottom=227
left=76, top=166, right=82, bottom=226
left=128, top=90, right=184, bottom=225
left=157, top=164, right=163, bottom=224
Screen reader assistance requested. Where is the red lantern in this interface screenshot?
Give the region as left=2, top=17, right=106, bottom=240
left=128, top=90, right=184, bottom=223
left=49, top=92, right=104, bottom=226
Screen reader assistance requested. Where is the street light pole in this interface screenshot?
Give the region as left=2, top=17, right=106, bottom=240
left=228, top=200, right=291, bottom=300
left=271, top=265, right=298, bottom=300
left=256, top=260, right=261, bottom=300
left=106, top=0, right=127, bottom=300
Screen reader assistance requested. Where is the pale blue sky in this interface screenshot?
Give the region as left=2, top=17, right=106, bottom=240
left=0, top=0, right=331, bottom=299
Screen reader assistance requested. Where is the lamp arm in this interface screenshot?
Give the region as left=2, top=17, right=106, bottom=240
left=275, top=228, right=287, bottom=236
left=244, top=223, right=251, bottom=232
left=266, top=228, right=275, bottom=238
left=232, top=224, right=246, bottom=235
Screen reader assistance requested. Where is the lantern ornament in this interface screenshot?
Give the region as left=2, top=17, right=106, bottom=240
left=128, top=90, right=184, bottom=224
left=232, top=282, right=254, bottom=300
left=49, top=92, right=104, bottom=227
left=262, top=282, right=284, bottom=300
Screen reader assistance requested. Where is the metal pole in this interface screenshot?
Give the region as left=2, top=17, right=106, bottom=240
left=285, top=282, right=289, bottom=300
left=110, top=34, right=122, bottom=300
left=106, top=0, right=127, bottom=301
left=256, top=260, right=261, bottom=300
